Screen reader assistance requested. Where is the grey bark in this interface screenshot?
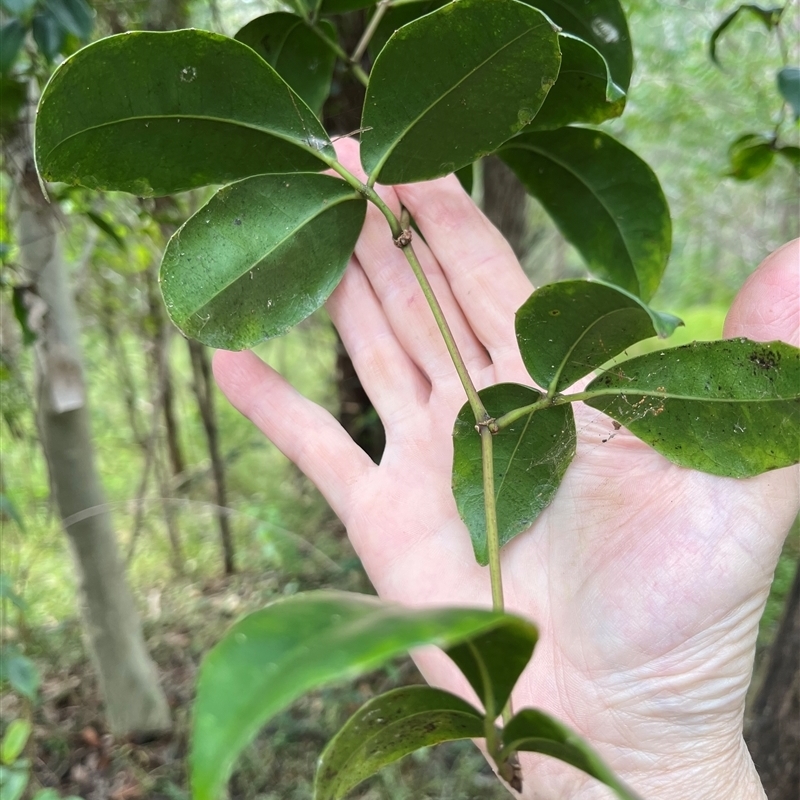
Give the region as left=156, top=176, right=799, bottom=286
left=9, top=133, right=171, bottom=736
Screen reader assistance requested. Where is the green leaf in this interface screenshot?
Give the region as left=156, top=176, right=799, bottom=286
left=1, top=720, right=31, bottom=766
left=778, top=67, right=800, bottom=120
left=0, top=20, right=26, bottom=74
left=369, top=1, right=446, bottom=58
left=32, top=791, right=63, bottom=800
left=315, top=686, right=485, bottom=800
left=32, top=12, right=64, bottom=61
left=727, top=133, right=775, bottom=180
left=191, top=589, right=535, bottom=800
left=777, top=144, right=800, bottom=168
left=85, top=211, right=126, bottom=250
left=522, top=0, right=632, bottom=92
left=452, top=383, right=576, bottom=566
left=36, top=30, right=334, bottom=197
left=516, top=280, right=683, bottom=393
left=0, top=76, right=26, bottom=130
left=234, top=13, right=336, bottom=116
left=11, top=287, right=36, bottom=346
left=43, top=0, right=92, bottom=40
left=0, top=648, right=39, bottom=700
left=288, top=0, right=321, bottom=19
left=0, top=765, right=28, bottom=800
left=529, top=33, right=625, bottom=131
left=584, top=339, right=800, bottom=477
left=445, top=621, right=537, bottom=714
left=160, top=173, right=365, bottom=350
left=455, top=162, right=474, bottom=195
left=709, top=4, right=783, bottom=66
left=361, top=0, right=561, bottom=184
left=499, top=127, right=671, bottom=301
left=1, top=0, right=37, bottom=14
left=502, top=709, right=642, bottom=800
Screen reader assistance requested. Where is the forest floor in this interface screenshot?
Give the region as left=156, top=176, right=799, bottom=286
left=6, top=555, right=509, bottom=800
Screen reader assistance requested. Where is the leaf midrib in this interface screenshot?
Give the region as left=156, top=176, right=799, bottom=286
left=548, top=304, right=646, bottom=391
left=184, top=188, right=360, bottom=321
left=40, top=112, right=332, bottom=169
left=586, top=387, right=793, bottom=403
left=367, top=23, right=547, bottom=182
left=494, top=410, right=535, bottom=508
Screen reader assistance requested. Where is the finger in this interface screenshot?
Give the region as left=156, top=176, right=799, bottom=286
left=724, top=238, right=799, bottom=346
left=334, top=140, right=491, bottom=381
left=354, top=199, right=491, bottom=381
left=212, top=349, right=374, bottom=521
left=327, top=259, right=430, bottom=429
left=395, top=175, right=534, bottom=367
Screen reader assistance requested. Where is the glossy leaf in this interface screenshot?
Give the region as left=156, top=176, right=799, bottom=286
left=445, top=620, right=537, bottom=713
left=191, top=589, right=534, bottom=800
left=709, top=4, right=783, bottom=66
left=234, top=13, right=336, bottom=115
left=727, top=133, right=775, bottom=180
left=369, top=0, right=445, bottom=58
left=522, top=0, right=632, bottom=91
left=516, top=280, right=683, bottom=392
left=160, top=173, right=365, bottom=350
left=455, top=162, right=474, bottom=195
left=36, top=30, right=334, bottom=197
left=315, top=686, right=485, bottom=800
left=43, top=0, right=92, bottom=39
left=0, top=20, right=26, bottom=74
left=502, top=709, right=642, bottom=800
left=32, top=12, right=64, bottom=61
left=584, top=339, right=800, bottom=477
left=0, top=720, right=31, bottom=766
left=453, top=383, right=576, bottom=565
left=361, top=0, right=561, bottom=184
left=530, top=33, right=625, bottom=131
left=778, top=66, right=800, bottom=120
left=499, top=127, right=671, bottom=301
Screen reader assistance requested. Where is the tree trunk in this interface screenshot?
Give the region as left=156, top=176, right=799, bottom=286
left=9, top=136, right=171, bottom=736
left=746, top=563, right=800, bottom=799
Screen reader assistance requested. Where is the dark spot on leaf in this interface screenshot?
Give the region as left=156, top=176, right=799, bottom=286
left=549, top=309, right=560, bottom=316
left=234, top=218, right=242, bottom=226
left=749, top=349, right=780, bottom=369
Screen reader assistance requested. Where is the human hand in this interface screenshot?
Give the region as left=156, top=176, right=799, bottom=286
left=213, top=142, right=799, bottom=799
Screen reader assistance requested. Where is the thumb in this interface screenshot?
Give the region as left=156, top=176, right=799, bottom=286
left=724, top=238, right=799, bottom=347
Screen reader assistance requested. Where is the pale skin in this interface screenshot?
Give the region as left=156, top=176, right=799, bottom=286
left=213, top=142, right=799, bottom=799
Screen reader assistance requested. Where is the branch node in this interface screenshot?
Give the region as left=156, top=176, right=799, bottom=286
left=393, top=228, right=413, bottom=248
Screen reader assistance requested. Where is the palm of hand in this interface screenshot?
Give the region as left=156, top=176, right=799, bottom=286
left=213, top=148, right=798, bottom=798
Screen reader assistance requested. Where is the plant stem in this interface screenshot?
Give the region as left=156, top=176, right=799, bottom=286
left=481, top=427, right=504, bottom=612
left=352, top=0, right=391, bottom=64
left=309, top=24, right=370, bottom=87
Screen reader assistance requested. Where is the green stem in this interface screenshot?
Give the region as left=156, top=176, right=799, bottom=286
left=309, top=24, right=370, bottom=87
left=352, top=0, right=391, bottom=64
left=481, top=427, right=504, bottom=613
